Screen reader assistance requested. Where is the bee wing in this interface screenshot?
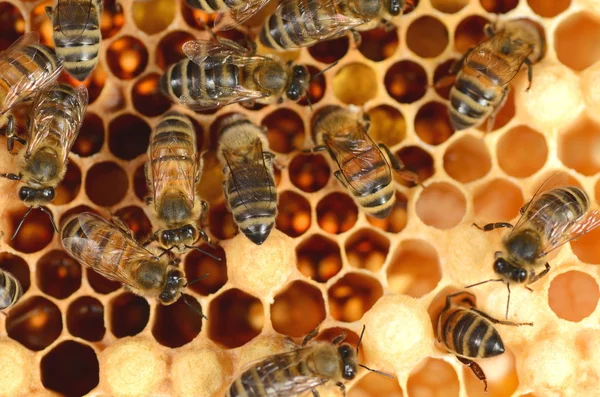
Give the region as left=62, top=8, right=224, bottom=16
left=539, top=210, right=600, bottom=257
left=182, top=39, right=251, bottom=69
left=56, top=0, right=94, bottom=42
left=213, top=0, right=271, bottom=30
left=470, top=33, right=532, bottom=82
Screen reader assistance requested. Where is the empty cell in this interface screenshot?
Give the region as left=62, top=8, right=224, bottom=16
left=296, top=234, right=343, bottom=282
left=87, top=268, right=122, bottom=294
left=106, top=36, right=149, bottom=80
left=528, top=0, right=571, bottom=18
left=415, top=101, right=454, bottom=145
left=85, top=162, right=128, bottom=206
left=407, top=358, right=459, bottom=397
left=132, top=73, right=172, bottom=117
left=0, top=253, right=30, bottom=293
left=7, top=206, right=54, bottom=253
left=262, top=108, right=305, bottom=154
left=36, top=250, right=82, bottom=299
left=152, top=294, right=203, bottom=348
left=431, top=0, right=468, bottom=13
left=416, top=182, right=466, bottom=229
left=387, top=239, right=441, bottom=298
left=108, top=114, right=151, bottom=160
left=299, top=65, right=326, bottom=106
left=308, top=36, right=349, bottom=64
left=67, top=296, right=105, bottom=342
left=41, top=340, right=99, bottom=397
left=132, top=0, right=176, bottom=34
left=209, top=289, right=263, bottom=348
left=133, top=164, right=149, bottom=202
left=395, top=146, right=434, bottom=186
left=498, top=126, right=547, bottom=178
left=101, top=0, right=125, bottom=39
left=367, top=192, right=409, bottom=233
left=463, top=349, right=520, bottom=397
left=328, top=273, right=383, bottom=322
left=0, top=3, right=24, bottom=51
left=333, top=63, right=377, bottom=105
left=358, top=26, right=399, bottom=62
left=289, top=153, right=330, bottom=193
left=385, top=61, right=427, bottom=104
left=558, top=117, right=600, bottom=176
left=345, top=229, right=390, bottom=272
left=316, top=192, right=358, bottom=234
left=548, top=271, right=599, bottom=322
left=113, top=206, right=153, bottom=242
left=443, top=135, right=491, bottom=183
left=208, top=201, right=238, bottom=240
left=271, top=281, right=325, bottom=337
left=406, top=16, right=448, bottom=58
left=109, top=292, right=150, bottom=338
left=433, top=59, right=458, bottom=100
left=72, top=113, right=104, bottom=157
left=473, top=179, right=523, bottom=223
left=556, top=13, right=600, bottom=71
left=480, top=0, right=518, bottom=13
left=54, top=161, right=82, bottom=205
left=6, top=296, right=62, bottom=351
left=156, top=31, right=196, bottom=70
left=276, top=191, right=312, bottom=238
left=366, top=105, right=405, bottom=147
left=348, top=371, right=403, bottom=397
left=184, top=245, right=227, bottom=296
left=454, top=15, right=490, bottom=54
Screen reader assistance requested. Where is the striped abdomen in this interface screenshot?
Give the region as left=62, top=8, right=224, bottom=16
left=185, top=0, right=234, bottom=12
left=527, top=186, right=589, bottom=232
left=0, top=270, right=22, bottom=310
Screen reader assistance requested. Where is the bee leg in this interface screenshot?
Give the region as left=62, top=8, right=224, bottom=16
left=456, top=356, right=488, bottom=393
left=45, top=5, right=53, bottom=17
left=379, top=143, right=424, bottom=188
left=469, top=307, right=533, bottom=326
left=485, top=88, right=508, bottom=134
left=302, top=328, right=319, bottom=346
left=0, top=173, right=21, bottom=181
left=5, top=116, right=25, bottom=153
left=332, top=330, right=347, bottom=345
left=526, top=262, right=551, bottom=287
left=472, top=222, right=513, bottom=232
left=304, top=145, right=327, bottom=154
left=349, top=29, right=362, bottom=49
left=311, top=389, right=320, bottom=397
left=524, top=58, right=533, bottom=91
left=336, top=381, right=347, bottom=397
left=333, top=170, right=349, bottom=188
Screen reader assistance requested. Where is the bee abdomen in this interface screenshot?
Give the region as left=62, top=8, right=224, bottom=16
left=449, top=73, right=502, bottom=131
left=62, top=216, right=118, bottom=269
left=443, top=310, right=504, bottom=358
left=0, top=270, right=22, bottom=310
left=153, top=113, right=195, bottom=147
left=259, top=0, right=323, bottom=50
left=356, top=183, right=395, bottom=219
left=21, top=44, right=61, bottom=74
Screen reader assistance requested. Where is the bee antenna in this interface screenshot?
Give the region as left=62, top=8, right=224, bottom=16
left=40, top=207, right=59, bottom=233
left=358, top=364, right=395, bottom=379
left=158, top=246, right=176, bottom=258
left=196, top=15, right=219, bottom=43
left=182, top=295, right=208, bottom=320
left=11, top=206, right=34, bottom=240
left=184, top=245, right=222, bottom=261
left=464, top=278, right=504, bottom=289
left=311, top=61, right=339, bottom=81
left=185, top=273, right=210, bottom=287
left=356, top=324, right=366, bottom=354
left=505, top=282, right=511, bottom=320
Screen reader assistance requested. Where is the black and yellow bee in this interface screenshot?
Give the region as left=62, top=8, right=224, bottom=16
left=0, top=270, right=23, bottom=311
left=184, top=0, right=270, bottom=30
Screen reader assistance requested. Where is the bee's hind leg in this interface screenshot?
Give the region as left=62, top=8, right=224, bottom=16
left=336, top=382, right=347, bottom=397
left=525, top=262, right=551, bottom=290
left=472, top=222, right=513, bottom=231
left=5, top=116, right=26, bottom=154
left=302, top=328, right=319, bottom=347
left=456, top=356, right=488, bottom=393
left=311, top=389, right=320, bottom=397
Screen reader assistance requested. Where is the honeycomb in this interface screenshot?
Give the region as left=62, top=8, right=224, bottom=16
left=0, top=0, right=599, bottom=396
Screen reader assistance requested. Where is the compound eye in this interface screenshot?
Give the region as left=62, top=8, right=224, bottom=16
left=519, top=268, right=528, bottom=282
left=43, top=188, right=55, bottom=200
left=287, top=87, right=300, bottom=100
left=183, top=225, right=195, bottom=238
left=18, top=187, right=31, bottom=201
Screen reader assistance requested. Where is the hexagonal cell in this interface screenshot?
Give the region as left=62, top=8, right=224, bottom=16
left=289, top=153, right=330, bottom=193
left=444, top=135, right=491, bottom=183
left=152, top=294, right=203, bottom=348
left=454, top=15, right=490, bottom=55
left=407, top=358, right=459, bottom=397
left=87, top=268, right=122, bottom=294
left=133, top=163, right=149, bottom=202
left=86, top=162, right=129, bottom=206
left=395, top=146, right=435, bottom=186
left=114, top=206, right=153, bottom=242
left=262, top=108, right=305, bottom=154
left=367, top=105, right=405, bottom=147
left=498, top=125, right=548, bottom=178
left=548, top=271, right=599, bottom=322
left=416, top=182, right=466, bottom=229
left=407, top=16, right=449, bottom=58
left=132, top=0, right=175, bottom=34
left=558, top=117, right=600, bottom=176
left=36, top=250, right=81, bottom=299
left=434, top=59, right=457, bottom=100
left=67, top=296, right=105, bottom=342
left=333, top=63, right=377, bottom=105
left=132, top=73, right=172, bottom=117
left=6, top=296, right=62, bottom=351
left=72, top=112, right=104, bottom=157
left=348, top=372, right=403, bottom=397
left=317, top=192, right=358, bottom=234
left=528, top=0, right=570, bottom=17
left=156, top=31, right=195, bottom=70
left=184, top=245, right=227, bottom=296
left=480, top=0, right=518, bottom=13
left=299, top=65, right=327, bottom=106
left=328, top=273, right=383, bottom=322
left=271, top=281, right=325, bottom=338
left=7, top=206, right=55, bottom=253
left=387, top=239, right=442, bottom=298
left=358, top=26, right=399, bottom=62
left=54, top=161, right=82, bottom=205
left=40, top=340, right=99, bottom=397
left=0, top=3, right=24, bottom=50
left=415, top=101, right=454, bottom=145
left=473, top=179, right=523, bottom=223
left=296, top=234, right=342, bottom=283
left=345, top=229, right=389, bottom=272
left=181, top=1, right=218, bottom=30
left=0, top=252, right=30, bottom=294
left=109, top=292, right=150, bottom=338
left=431, top=0, right=468, bottom=13
left=308, top=36, right=349, bottom=64
left=82, top=63, right=107, bottom=104
left=208, top=201, right=238, bottom=241
left=106, top=36, right=149, bottom=79
left=209, top=288, right=263, bottom=348
left=108, top=114, right=151, bottom=160
left=385, top=61, right=427, bottom=104
left=556, top=13, right=600, bottom=71
left=367, top=192, right=408, bottom=233
left=101, top=0, right=125, bottom=39
left=276, top=190, right=312, bottom=238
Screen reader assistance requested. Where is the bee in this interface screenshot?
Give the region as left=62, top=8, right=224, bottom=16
left=309, top=105, right=422, bottom=219
left=0, top=269, right=23, bottom=311
left=216, top=114, right=278, bottom=245
left=227, top=325, right=392, bottom=397
left=184, top=0, right=270, bottom=30
left=259, top=0, right=412, bottom=51
left=470, top=174, right=600, bottom=318
left=45, top=0, right=103, bottom=81
left=159, top=38, right=309, bottom=112
left=1, top=83, right=88, bottom=239
left=448, top=19, right=545, bottom=131
left=437, top=291, right=532, bottom=392
left=0, top=32, right=63, bottom=152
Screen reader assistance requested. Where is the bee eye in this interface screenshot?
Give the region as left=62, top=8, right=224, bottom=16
left=18, top=187, right=31, bottom=201
left=43, top=188, right=55, bottom=200
left=389, top=0, right=401, bottom=15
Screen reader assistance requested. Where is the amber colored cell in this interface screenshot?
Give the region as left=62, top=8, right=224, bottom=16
left=359, top=26, right=399, bottom=62
left=473, top=179, right=523, bottom=223
left=434, top=59, right=457, bottom=100
left=152, top=294, right=203, bottom=348
left=7, top=206, right=54, bottom=253
left=296, top=234, right=342, bottom=283
left=67, top=296, right=105, bottom=342
left=528, top=0, right=571, bottom=17
left=299, top=65, right=327, bottom=106
left=431, top=0, right=468, bottom=13
left=454, top=15, right=490, bottom=54
left=86, top=162, right=129, bottom=206
left=87, top=268, right=122, bottom=295
left=132, top=0, right=175, bottom=34
left=108, top=114, right=151, bottom=160
left=36, top=250, right=82, bottom=299
left=328, top=273, right=383, bottom=322
left=556, top=13, right=600, bottom=71
left=498, top=126, right=548, bottom=178
left=289, top=153, right=330, bottom=193
left=276, top=190, right=312, bottom=238
left=132, top=73, right=172, bottom=117
left=72, top=113, right=104, bottom=157
left=406, top=16, right=449, bottom=58
left=181, top=2, right=218, bottom=30
left=387, top=239, right=441, bottom=298
left=6, top=296, right=62, bottom=351
left=333, top=63, right=377, bottom=105
left=477, top=86, right=516, bottom=133
left=345, top=229, right=389, bottom=272
left=133, top=164, right=149, bottom=202
left=101, top=0, right=125, bottom=39
left=114, top=206, right=153, bottom=242
left=308, top=36, right=349, bottom=64
left=480, top=0, right=518, bottom=13
left=83, top=63, right=107, bottom=103
left=0, top=3, right=25, bottom=51
left=384, top=61, right=428, bottom=104
left=549, top=271, right=599, bottom=322
left=0, top=253, right=30, bottom=293
left=106, top=36, right=149, bottom=79
left=59, top=205, right=100, bottom=227
left=443, top=135, right=491, bottom=183
left=558, top=117, right=600, bottom=176
left=416, top=182, right=466, bottom=229
left=395, top=146, right=435, bottom=186
left=367, top=192, right=409, bottom=233
left=348, top=371, right=404, bottom=397
left=110, top=293, right=150, bottom=338
left=262, top=108, right=305, bottom=154
left=209, top=289, right=263, bottom=348
left=367, top=105, right=405, bottom=147
left=184, top=246, right=228, bottom=296
left=407, top=358, right=459, bottom=397
left=53, top=161, right=82, bottom=205
left=415, top=101, right=454, bottom=145
left=40, top=340, right=99, bottom=397
left=317, top=192, right=358, bottom=234
left=156, top=31, right=196, bottom=70
left=208, top=201, right=238, bottom=240
left=271, top=281, right=325, bottom=338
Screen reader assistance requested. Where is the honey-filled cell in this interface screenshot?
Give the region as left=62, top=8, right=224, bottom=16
left=406, top=16, right=449, bottom=58
left=366, top=105, right=406, bottom=147
left=106, top=36, right=149, bottom=79
left=316, top=192, right=358, bottom=234
left=262, top=108, right=305, bottom=154
left=289, top=153, right=331, bottom=193
left=415, top=101, right=454, bottom=146
left=345, top=229, right=390, bottom=272
left=333, top=63, right=378, bottom=105
left=296, top=234, right=343, bottom=283
left=358, top=26, right=399, bottom=62
left=480, top=0, right=519, bottom=14
left=276, top=190, right=312, bottom=238
left=132, top=0, right=176, bottom=34
left=54, top=161, right=82, bottom=205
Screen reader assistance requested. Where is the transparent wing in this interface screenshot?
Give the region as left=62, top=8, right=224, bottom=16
left=182, top=39, right=251, bottom=69
left=540, top=210, right=600, bottom=257
left=469, top=31, right=532, bottom=83
left=213, top=0, right=271, bottom=30
left=179, top=84, right=268, bottom=111
left=56, top=0, right=94, bottom=42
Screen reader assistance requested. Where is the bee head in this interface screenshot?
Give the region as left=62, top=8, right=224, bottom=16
left=159, top=267, right=187, bottom=305
left=338, top=344, right=358, bottom=380
left=493, top=257, right=527, bottom=283
left=387, top=0, right=403, bottom=16
left=159, top=225, right=199, bottom=251
left=286, top=65, right=309, bottom=101
left=18, top=186, right=55, bottom=204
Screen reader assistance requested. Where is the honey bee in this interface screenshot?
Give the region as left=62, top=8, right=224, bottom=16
left=0, top=270, right=23, bottom=311
left=437, top=291, right=532, bottom=392
left=159, top=38, right=309, bottom=111
left=309, top=105, right=422, bottom=219
left=259, top=0, right=412, bottom=51
left=184, top=0, right=270, bottom=30
left=470, top=174, right=600, bottom=318
left=448, top=19, right=545, bottom=131
left=0, top=33, right=63, bottom=152
left=216, top=114, right=278, bottom=245
left=227, top=325, right=393, bottom=397
left=45, top=0, right=103, bottom=81
left=1, top=83, right=88, bottom=239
